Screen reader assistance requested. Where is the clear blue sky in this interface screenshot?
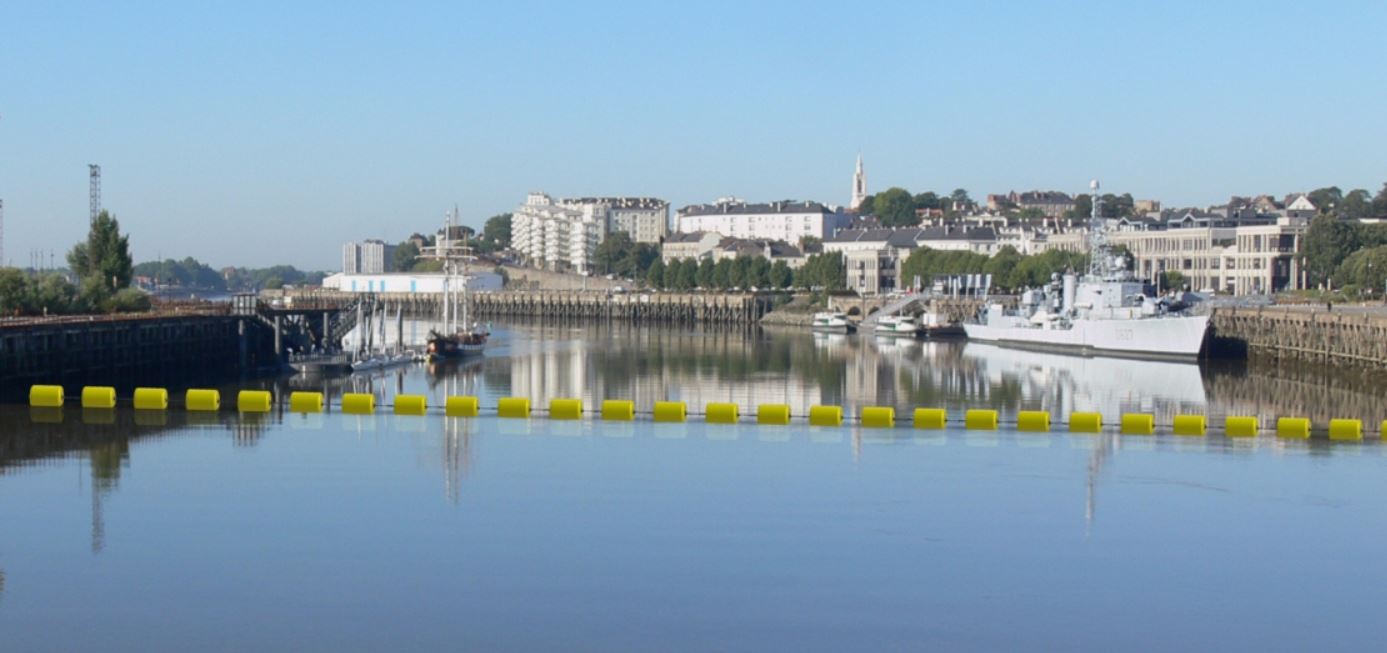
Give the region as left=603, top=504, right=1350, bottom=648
left=2, top=0, right=1385, bottom=269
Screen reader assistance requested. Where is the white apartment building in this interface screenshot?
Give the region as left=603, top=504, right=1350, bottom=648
left=564, top=196, right=670, bottom=243
left=676, top=199, right=851, bottom=242
left=512, top=193, right=670, bottom=273
left=342, top=240, right=395, bottom=274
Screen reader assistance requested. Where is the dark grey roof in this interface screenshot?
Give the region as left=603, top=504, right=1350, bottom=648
left=827, top=226, right=997, bottom=246
left=666, top=231, right=713, bottom=243
left=678, top=200, right=838, bottom=217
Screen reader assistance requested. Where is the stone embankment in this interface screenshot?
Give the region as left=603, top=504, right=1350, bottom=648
left=1211, top=305, right=1387, bottom=367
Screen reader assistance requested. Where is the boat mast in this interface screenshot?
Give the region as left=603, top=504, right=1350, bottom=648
left=459, top=204, right=469, bottom=331
left=1087, top=179, right=1111, bottom=280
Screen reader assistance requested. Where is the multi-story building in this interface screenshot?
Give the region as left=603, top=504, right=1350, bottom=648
left=676, top=198, right=851, bottom=242
left=825, top=226, right=1000, bottom=294
left=511, top=193, right=670, bottom=273
left=342, top=240, right=395, bottom=274
left=564, top=196, right=670, bottom=243
left=661, top=231, right=724, bottom=263
left=1038, top=213, right=1308, bottom=295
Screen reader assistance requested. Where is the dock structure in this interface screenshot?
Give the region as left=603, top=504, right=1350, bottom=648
left=1211, top=305, right=1387, bottom=366
left=275, top=289, right=774, bottom=326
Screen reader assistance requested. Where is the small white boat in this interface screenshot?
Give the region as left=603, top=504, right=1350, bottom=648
left=875, top=314, right=919, bottom=335
left=811, top=312, right=855, bottom=333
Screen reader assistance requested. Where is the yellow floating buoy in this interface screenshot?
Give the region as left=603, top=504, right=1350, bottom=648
left=1329, top=419, right=1363, bottom=442
left=652, top=401, right=687, bottom=423
left=1275, top=417, right=1311, bottom=439
left=706, top=402, right=740, bottom=424
left=757, top=404, right=791, bottom=425
left=1016, top=410, right=1050, bottom=432
left=1172, top=414, right=1206, bottom=436
left=600, top=400, right=634, bottom=421
left=445, top=395, right=480, bottom=417
left=1120, top=413, right=1155, bottom=435
left=860, top=406, right=895, bottom=428
left=913, top=408, right=947, bottom=429
left=1225, top=416, right=1259, bottom=438
left=29, top=385, right=64, bottom=408
left=341, top=393, right=376, bottom=415
left=133, top=387, right=169, bottom=410
left=808, top=405, right=843, bottom=426
left=288, top=391, right=322, bottom=413
left=964, top=409, right=998, bottom=430
left=1068, top=412, right=1103, bottom=433
left=497, top=397, right=531, bottom=418
left=548, top=398, right=582, bottom=420
left=394, top=394, right=428, bottom=416
left=188, top=389, right=223, bottom=412
left=80, top=386, right=117, bottom=410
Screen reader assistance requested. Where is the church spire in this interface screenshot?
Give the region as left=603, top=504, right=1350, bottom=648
left=851, top=153, right=867, bottom=211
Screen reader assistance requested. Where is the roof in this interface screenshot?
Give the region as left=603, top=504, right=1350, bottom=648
left=826, top=226, right=997, bottom=246
left=678, top=200, right=839, bottom=217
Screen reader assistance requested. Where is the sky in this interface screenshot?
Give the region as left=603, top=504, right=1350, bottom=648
left=1, top=0, right=1385, bottom=270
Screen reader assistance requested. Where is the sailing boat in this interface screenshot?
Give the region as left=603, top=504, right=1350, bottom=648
left=351, top=301, right=416, bottom=372
left=426, top=205, right=490, bottom=361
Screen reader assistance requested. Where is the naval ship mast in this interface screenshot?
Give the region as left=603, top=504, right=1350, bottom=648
left=1086, top=179, right=1114, bottom=280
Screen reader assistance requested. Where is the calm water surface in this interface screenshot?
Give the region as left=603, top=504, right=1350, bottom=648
left=2, top=322, right=1386, bottom=651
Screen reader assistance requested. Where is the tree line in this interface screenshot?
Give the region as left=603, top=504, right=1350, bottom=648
left=900, top=246, right=1092, bottom=293
left=643, top=253, right=846, bottom=292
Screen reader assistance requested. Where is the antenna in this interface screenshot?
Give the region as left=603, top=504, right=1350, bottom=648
left=1087, top=179, right=1111, bottom=279
left=88, top=164, right=102, bottom=221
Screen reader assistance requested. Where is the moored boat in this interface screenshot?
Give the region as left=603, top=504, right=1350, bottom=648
left=811, top=311, right=855, bottom=333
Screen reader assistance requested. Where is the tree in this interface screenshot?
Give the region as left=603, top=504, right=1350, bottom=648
left=798, top=235, right=822, bottom=253
left=482, top=213, right=513, bottom=249
left=663, top=258, right=682, bottom=289
left=1308, top=187, right=1344, bottom=215
left=913, top=192, right=941, bottom=211
left=1069, top=194, right=1093, bottom=220
left=592, top=232, right=635, bottom=275
left=712, top=258, right=732, bottom=289
left=949, top=188, right=972, bottom=209
left=1160, top=270, right=1188, bottom=292
left=1340, top=245, right=1387, bottom=295
left=1304, top=214, right=1361, bottom=284
left=1340, top=189, right=1373, bottom=220
left=696, top=258, right=716, bottom=288
left=67, top=210, right=133, bottom=303
left=1017, top=207, right=1045, bottom=221
left=873, top=187, right=918, bottom=227
left=678, top=257, right=698, bottom=290
left=728, top=256, right=750, bottom=289
left=392, top=242, right=419, bottom=272
left=1373, top=183, right=1387, bottom=218
left=646, top=258, right=666, bottom=289
left=768, top=259, right=792, bottom=289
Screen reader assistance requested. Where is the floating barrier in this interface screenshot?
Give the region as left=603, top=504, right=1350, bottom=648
left=757, top=404, right=791, bottom=425
left=601, top=400, right=634, bottom=421
left=706, top=402, right=739, bottom=424
left=29, top=385, right=64, bottom=408
left=18, top=385, right=1387, bottom=443
left=133, top=387, right=169, bottom=410
left=1120, top=413, right=1155, bottom=435
left=1276, top=417, right=1311, bottom=439
left=187, top=389, right=222, bottom=412
left=1329, top=419, right=1364, bottom=442
left=445, top=395, right=479, bottom=418
left=81, top=386, right=117, bottom=410
left=395, top=395, right=428, bottom=416
left=652, top=401, right=687, bottom=423
left=497, top=397, right=531, bottom=419
left=808, top=405, right=843, bottom=426
left=1225, top=416, right=1259, bottom=438
left=913, top=408, right=946, bottom=430
left=964, top=409, right=998, bottom=431
left=288, top=391, right=322, bottom=413
left=1016, top=410, right=1050, bottom=432
left=548, top=398, right=582, bottom=420
left=1172, top=414, right=1206, bottom=436
left=1068, top=412, right=1102, bottom=433
left=860, top=406, right=895, bottom=428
